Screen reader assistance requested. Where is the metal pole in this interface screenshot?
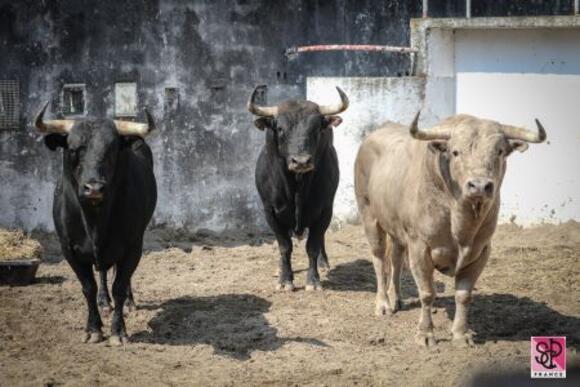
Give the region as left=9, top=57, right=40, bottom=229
left=575, top=0, right=579, bottom=15
left=423, top=0, right=428, bottom=18
left=466, top=0, right=471, bottom=18
left=285, top=44, right=417, bottom=58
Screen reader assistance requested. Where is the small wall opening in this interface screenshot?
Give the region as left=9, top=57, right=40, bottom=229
left=114, top=82, right=137, bottom=118
left=61, top=83, right=86, bottom=117
left=164, top=87, right=179, bottom=113
left=0, top=79, right=20, bottom=129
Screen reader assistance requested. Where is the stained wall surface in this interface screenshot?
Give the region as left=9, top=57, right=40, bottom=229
left=0, top=1, right=575, bottom=231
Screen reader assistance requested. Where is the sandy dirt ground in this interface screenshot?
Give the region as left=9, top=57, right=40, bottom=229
left=0, top=222, right=579, bottom=386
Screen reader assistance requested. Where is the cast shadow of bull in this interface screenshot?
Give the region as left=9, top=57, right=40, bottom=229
left=439, top=293, right=580, bottom=350
left=325, top=259, right=580, bottom=349
left=323, top=258, right=443, bottom=295
left=132, top=294, right=328, bottom=360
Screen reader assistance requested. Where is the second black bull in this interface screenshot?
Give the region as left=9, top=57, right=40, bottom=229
left=248, top=86, right=349, bottom=291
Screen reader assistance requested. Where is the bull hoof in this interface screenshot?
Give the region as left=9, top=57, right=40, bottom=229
left=124, top=300, right=136, bottom=315
left=108, top=335, right=129, bottom=347
left=317, top=261, right=330, bottom=272
left=374, top=299, right=393, bottom=316
left=391, top=299, right=402, bottom=313
left=83, top=331, right=104, bottom=344
left=100, top=305, right=113, bottom=316
left=304, top=280, right=322, bottom=292
left=415, top=332, right=437, bottom=347
left=305, top=282, right=323, bottom=291
left=276, top=281, right=295, bottom=292
left=452, top=332, right=475, bottom=347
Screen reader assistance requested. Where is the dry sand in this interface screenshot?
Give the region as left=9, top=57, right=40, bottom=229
left=0, top=222, right=579, bottom=386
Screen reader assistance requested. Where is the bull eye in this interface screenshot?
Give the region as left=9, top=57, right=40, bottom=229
left=69, top=149, right=79, bottom=163
left=498, top=149, right=504, bottom=156
left=452, top=150, right=459, bottom=157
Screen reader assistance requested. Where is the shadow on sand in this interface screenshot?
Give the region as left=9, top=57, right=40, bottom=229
left=439, top=293, right=580, bottom=349
left=323, top=258, right=444, bottom=295
left=132, top=294, right=328, bottom=360
left=325, top=260, right=580, bottom=349
left=33, top=275, right=67, bottom=285
left=36, top=227, right=275, bottom=263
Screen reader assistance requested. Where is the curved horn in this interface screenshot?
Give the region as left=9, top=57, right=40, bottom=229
left=114, top=109, right=155, bottom=138
left=502, top=119, right=547, bottom=143
left=247, top=85, right=278, bottom=117
left=409, top=111, right=451, bottom=141
left=34, top=101, right=75, bottom=134
left=318, top=86, right=349, bottom=115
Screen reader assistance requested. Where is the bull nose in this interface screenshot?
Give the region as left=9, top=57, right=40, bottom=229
left=466, top=178, right=494, bottom=198
left=83, top=181, right=106, bottom=199
left=290, top=155, right=312, bottom=166
left=288, top=154, right=314, bottom=173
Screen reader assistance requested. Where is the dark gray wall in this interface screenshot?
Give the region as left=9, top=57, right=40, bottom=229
left=0, top=0, right=574, bottom=232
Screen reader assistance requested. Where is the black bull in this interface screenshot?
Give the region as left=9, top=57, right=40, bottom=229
left=36, top=105, right=157, bottom=345
left=249, top=86, right=349, bottom=291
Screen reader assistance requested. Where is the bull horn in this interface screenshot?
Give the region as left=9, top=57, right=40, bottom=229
left=247, top=85, right=278, bottom=117
left=409, top=111, right=451, bottom=141
left=502, top=119, right=547, bottom=143
left=114, top=109, right=155, bottom=138
left=34, top=101, right=75, bottom=134
left=318, top=86, right=349, bottom=115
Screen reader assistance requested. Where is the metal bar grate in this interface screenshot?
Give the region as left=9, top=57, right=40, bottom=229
left=0, top=80, right=20, bottom=129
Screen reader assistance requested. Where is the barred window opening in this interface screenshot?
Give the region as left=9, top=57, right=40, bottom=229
left=61, top=84, right=86, bottom=117
left=0, top=80, right=20, bottom=129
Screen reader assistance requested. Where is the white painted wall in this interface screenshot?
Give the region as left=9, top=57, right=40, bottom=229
left=307, top=77, right=424, bottom=225
left=455, top=29, right=580, bottom=223
left=306, top=27, right=580, bottom=226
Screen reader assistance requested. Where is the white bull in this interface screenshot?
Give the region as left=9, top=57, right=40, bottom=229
left=354, top=114, right=546, bottom=346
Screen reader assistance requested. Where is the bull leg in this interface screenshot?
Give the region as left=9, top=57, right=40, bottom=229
left=66, top=258, right=103, bottom=344
left=108, top=255, right=140, bottom=346
left=97, top=269, right=113, bottom=314
left=452, top=244, right=490, bottom=347
left=363, top=216, right=390, bottom=316
left=387, top=237, right=405, bottom=313
left=408, top=242, right=436, bottom=347
left=275, top=233, right=293, bottom=291
left=305, top=228, right=324, bottom=291
left=317, top=235, right=330, bottom=272
left=306, top=208, right=332, bottom=291
left=264, top=208, right=294, bottom=291
left=124, top=280, right=136, bottom=313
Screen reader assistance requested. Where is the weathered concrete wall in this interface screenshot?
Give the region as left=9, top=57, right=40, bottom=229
left=1, top=1, right=576, bottom=232
left=307, top=77, right=425, bottom=225
left=0, top=0, right=420, bottom=232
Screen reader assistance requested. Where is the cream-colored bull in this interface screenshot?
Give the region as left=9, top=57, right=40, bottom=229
left=354, top=114, right=546, bottom=347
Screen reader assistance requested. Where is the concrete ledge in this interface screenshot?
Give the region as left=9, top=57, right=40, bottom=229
left=411, top=15, right=580, bottom=75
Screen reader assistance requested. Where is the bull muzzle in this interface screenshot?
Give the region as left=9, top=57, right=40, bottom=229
left=465, top=178, right=494, bottom=200
left=288, top=154, right=314, bottom=173
left=81, top=180, right=106, bottom=203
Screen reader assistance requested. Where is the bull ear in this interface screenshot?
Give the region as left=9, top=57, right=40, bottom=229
left=507, top=139, right=529, bottom=154
left=44, top=134, right=68, bottom=151
left=254, top=117, right=273, bottom=131
left=325, top=116, right=343, bottom=128
left=428, top=140, right=447, bottom=154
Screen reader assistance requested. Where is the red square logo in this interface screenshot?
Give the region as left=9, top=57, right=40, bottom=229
left=531, top=336, right=566, bottom=378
